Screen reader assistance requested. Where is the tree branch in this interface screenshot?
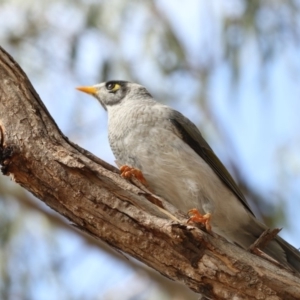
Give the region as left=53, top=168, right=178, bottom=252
left=0, top=46, right=299, bottom=300
left=0, top=181, right=196, bottom=299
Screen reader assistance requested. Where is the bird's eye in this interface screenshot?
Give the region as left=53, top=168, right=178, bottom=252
left=106, top=83, right=115, bottom=90
left=106, top=82, right=120, bottom=92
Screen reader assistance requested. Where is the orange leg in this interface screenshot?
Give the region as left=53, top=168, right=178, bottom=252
left=188, top=209, right=212, bottom=232
left=120, top=165, right=148, bottom=186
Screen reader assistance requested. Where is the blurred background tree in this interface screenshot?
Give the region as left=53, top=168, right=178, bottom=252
left=1, top=0, right=300, bottom=299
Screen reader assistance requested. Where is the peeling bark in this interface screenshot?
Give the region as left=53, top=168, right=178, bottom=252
left=0, top=46, right=299, bottom=300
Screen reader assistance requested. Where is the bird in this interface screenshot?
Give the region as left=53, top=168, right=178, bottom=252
left=77, top=80, right=300, bottom=273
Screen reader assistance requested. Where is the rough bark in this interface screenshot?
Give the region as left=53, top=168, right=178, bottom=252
left=0, top=46, right=299, bottom=300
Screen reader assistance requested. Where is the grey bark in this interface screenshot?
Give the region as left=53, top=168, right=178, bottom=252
left=0, top=46, right=299, bottom=300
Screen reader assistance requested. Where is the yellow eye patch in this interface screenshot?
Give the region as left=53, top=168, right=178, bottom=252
left=106, top=82, right=121, bottom=92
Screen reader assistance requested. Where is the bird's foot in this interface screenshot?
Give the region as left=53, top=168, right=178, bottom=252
left=188, top=209, right=212, bottom=232
left=120, top=165, right=148, bottom=186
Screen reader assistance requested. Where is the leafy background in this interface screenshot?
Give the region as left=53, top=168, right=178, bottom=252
left=1, top=0, right=300, bottom=299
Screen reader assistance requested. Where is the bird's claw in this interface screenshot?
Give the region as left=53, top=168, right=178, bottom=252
left=188, top=209, right=212, bottom=232
left=120, top=165, right=148, bottom=186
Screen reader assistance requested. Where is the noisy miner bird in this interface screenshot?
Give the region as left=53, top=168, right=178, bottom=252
left=77, top=80, right=300, bottom=272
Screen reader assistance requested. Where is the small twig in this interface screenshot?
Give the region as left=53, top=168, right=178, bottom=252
left=247, top=228, right=284, bottom=269
left=248, top=228, right=281, bottom=252
left=250, top=247, right=284, bottom=269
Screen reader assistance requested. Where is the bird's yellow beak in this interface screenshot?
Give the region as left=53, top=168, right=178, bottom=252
left=76, top=86, right=98, bottom=95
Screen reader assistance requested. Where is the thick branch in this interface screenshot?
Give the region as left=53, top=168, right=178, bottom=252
left=0, top=46, right=299, bottom=300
